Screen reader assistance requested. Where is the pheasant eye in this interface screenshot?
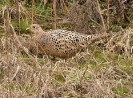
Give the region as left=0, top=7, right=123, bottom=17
left=33, top=26, right=35, bottom=28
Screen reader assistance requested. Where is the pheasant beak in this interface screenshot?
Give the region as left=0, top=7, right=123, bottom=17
left=26, top=27, right=33, bottom=38
left=26, top=27, right=29, bottom=30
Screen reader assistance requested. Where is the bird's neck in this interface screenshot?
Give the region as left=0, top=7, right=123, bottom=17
left=35, top=30, right=45, bottom=41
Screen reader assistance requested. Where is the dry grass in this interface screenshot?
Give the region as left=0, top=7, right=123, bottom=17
left=0, top=28, right=133, bottom=98
left=0, top=0, right=133, bottom=98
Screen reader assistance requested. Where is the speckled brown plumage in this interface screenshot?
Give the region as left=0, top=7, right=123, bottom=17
left=28, top=24, right=116, bottom=59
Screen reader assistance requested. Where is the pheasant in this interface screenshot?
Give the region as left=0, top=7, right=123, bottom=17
left=28, top=24, right=120, bottom=59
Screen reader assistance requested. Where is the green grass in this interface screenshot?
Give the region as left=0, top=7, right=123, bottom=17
left=113, top=86, right=129, bottom=97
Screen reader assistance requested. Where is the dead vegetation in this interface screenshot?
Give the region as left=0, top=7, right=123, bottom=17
left=0, top=0, right=133, bottom=98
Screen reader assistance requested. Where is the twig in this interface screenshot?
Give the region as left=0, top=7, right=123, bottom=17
left=16, top=0, right=20, bottom=35
left=53, top=0, right=57, bottom=29
left=43, top=0, right=48, bottom=7
left=61, top=0, right=70, bottom=14
left=11, top=65, right=20, bottom=81
left=3, top=0, right=12, bottom=97
left=80, top=65, right=88, bottom=98
left=32, top=0, right=34, bottom=24
left=96, top=0, right=106, bottom=33
left=107, top=0, right=110, bottom=31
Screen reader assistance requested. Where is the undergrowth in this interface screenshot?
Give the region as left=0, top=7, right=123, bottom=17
left=0, top=0, right=133, bottom=98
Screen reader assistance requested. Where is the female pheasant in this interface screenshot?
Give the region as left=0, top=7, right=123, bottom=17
left=28, top=24, right=117, bottom=59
